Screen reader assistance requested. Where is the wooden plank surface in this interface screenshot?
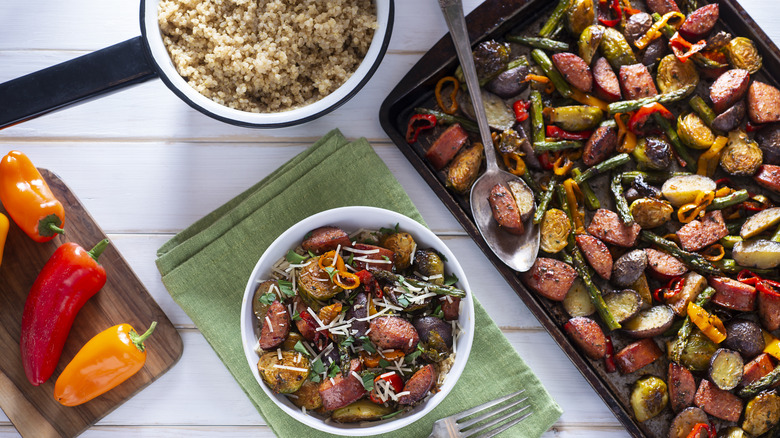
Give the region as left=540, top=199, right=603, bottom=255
left=0, top=0, right=776, bottom=436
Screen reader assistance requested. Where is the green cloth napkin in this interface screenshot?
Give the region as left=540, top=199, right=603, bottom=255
left=156, top=129, right=562, bottom=437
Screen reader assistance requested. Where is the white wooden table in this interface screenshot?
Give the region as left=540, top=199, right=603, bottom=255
left=0, top=1, right=777, bottom=436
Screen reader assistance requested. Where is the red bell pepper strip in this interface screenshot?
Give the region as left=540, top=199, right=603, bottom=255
left=356, top=269, right=382, bottom=299
left=653, top=276, right=686, bottom=302
left=628, top=103, right=673, bottom=135
left=758, top=280, right=780, bottom=298
left=538, top=152, right=555, bottom=170
left=604, top=336, right=617, bottom=373
left=670, top=32, right=707, bottom=63
left=513, top=100, right=531, bottom=123
left=546, top=125, right=593, bottom=140
left=405, top=114, right=437, bottom=144
left=20, top=239, right=110, bottom=385
left=369, top=371, right=404, bottom=403
left=746, top=121, right=764, bottom=133
left=598, top=0, right=622, bottom=27
left=686, top=423, right=715, bottom=438
left=737, top=269, right=762, bottom=286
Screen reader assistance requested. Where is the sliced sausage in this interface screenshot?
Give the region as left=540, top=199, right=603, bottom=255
left=679, top=4, right=719, bottom=40
left=369, top=316, right=420, bottom=354
left=668, top=362, right=696, bottom=413
left=575, top=234, right=613, bottom=280
left=676, top=210, right=729, bottom=252
left=586, top=208, right=642, bottom=248
left=646, top=0, right=680, bottom=15
left=583, top=126, right=618, bottom=166
left=619, top=64, right=658, bottom=100
left=644, top=248, right=689, bottom=281
left=711, top=99, right=746, bottom=132
left=522, top=257, right=578, bottom=302
left=614, top=338, right=663, bottom=374
left=351, top=243, right=395, bottom=271
left=709, top=276, right=757, bottom=312
left=488, top=183, right=524, bottom=235
left=759, top=286, right=780, bottom=331
left=564, top=317, right=607, bottom=360
left=755, top=164, right=780, bottom=194
left=710, top=69, right=750, bottom=113
left=258, top=300, right=290, bottom=350
left=439, top=295, right=461, bottom=321
left=741, top=353, right=775, bottom=388
left=319, top=361, right=366, bottom=410
left=425, top=124, right=469, bottom=170
left=593, top=57, right=622, bottom=102
left=301, top=226, right=352, bottom=255
left=757, top=123, right=780, bottom=165
left=748, top=81, right=780, bottom=124
left=624, top=12, right=653, bottom=47
left=398, top=364, right=437, bottom=405
left=346, top=292, right=369, bottom=337
left=694, top=379, right=744, bottom=422
left=552, top=52, right=593, bottom=93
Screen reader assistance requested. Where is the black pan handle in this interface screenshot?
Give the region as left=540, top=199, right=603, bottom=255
left=0, top=36, right=158, bottom=129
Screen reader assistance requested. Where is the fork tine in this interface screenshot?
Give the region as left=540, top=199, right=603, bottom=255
left=457, top=396, right=529, bottom=430
left=468, top=410, right=534, bottom=438
left=453, top=389, right=526, bottom=421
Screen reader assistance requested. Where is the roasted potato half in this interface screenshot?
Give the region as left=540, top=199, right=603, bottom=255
left=623, top=305, right=675, bottom=338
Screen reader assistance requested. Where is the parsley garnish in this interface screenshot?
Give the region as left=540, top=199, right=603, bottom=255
left=378, top=358, right=392, bottom=368
left=381, top=410, right=404, bottom=420
left=293, top=341, right=310, bottom=357
left=286, top=250, right=307, bottom=264
left=327, top=361, right=340, bottom=379
left=397, top=294, right=411, bottom=308
left=310, top=358, right=325, bottom=379
left=380, top=224, right=400, bottom=235
left=359, top=336, right=377, bottom=354
left=291, top=311, right=301, bottom=321
left=361, top=372, right=376, bottom=391
left=432, top=305, right=444, bottom=319
left=257, top=292, right=276, bottom=305
left=278, top=279, right=295, bottom=297
left=444, top=273, right=459, bottom=286
left=405, top=346, right=423, bottom=364
left=341, top=336, right=355, bottom=349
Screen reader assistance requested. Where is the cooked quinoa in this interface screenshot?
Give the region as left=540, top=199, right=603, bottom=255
left=158, top=0, right=377, bottom=113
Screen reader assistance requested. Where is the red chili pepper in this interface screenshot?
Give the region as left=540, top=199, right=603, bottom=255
left=604, top=336, right=617, bottom=373
left=746, top=121, right=765, bottom=133
left=654, top=276, right=686, bottom=302
left=742, top=201, right=767, bottom=212
left=758, top=280, right=780, bottom=298
left=670, top=32, right=707, bottom=63
left=628, top=103, right=673, bottom=135
left=356, top=269, right=383, bottom=299
left=405, top=114, right=437, bottom=144
left=369, top=371, right=405, bottom=403
left=598, top=0, right=622, bottom=27
left=299, top=311, right=327, bottom=347
left=538, top=152, right=555, bottom=170
left=20, top=239, right=110, bottom=386
left=715, top=177, right=733, bottom=188
left=513, top=100, right=531, bottom=123
left=546, top=125, right=594, bottom=140
left=737, top=269, right=762, bottom=286
left=686, top=423, right=715, bottom=438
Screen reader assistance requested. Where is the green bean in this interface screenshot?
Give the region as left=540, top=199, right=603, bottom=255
left=706, top=190, right=749, bottom=211
left=370, top=269, right=466, bottom=297
left=531, top=49, right=572, bottom=98
left=572, top=168, right=600, bottom=210
left=506, top=36, right=570, bottom=52
left=652, top=112, right=697, bottom=172
left=640, top=231, right=723, bottom=276
left=621, top=171, right=690, bottom=184
left=689, top=96, right=717, bottom=127
left=571, top=247, right=621, bottom=330
left=533, top=141, right=583, bottom=153
left=520, top=171, right=542, bottom=195
left=539, top=0, right=572, bottom=38
left=574, top=153, right=631, bottom=184
left=719, top=235, right=743, bottom=250
left=739, top=364, right=780, bottom=398
left=414, top=108, right=478, bottom=133
left=533, top=179, right=558, bottom=224
left=607, top=85, right=695, bottom=115
left=611, top=173, right=634, bottom=225
left=530, top=90, right=545, bottom=145
left=454, top=57, right=529, bottom=89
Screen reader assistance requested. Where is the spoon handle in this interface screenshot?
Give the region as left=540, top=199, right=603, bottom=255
left=438, top=0, right=498, bottom=173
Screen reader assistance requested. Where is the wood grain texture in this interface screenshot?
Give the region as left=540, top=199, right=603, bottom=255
left=0, top=170, right=182, bottom=437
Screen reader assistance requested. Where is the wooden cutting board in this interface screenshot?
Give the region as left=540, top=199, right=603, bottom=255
left=0, top=169, right=183, bottom=438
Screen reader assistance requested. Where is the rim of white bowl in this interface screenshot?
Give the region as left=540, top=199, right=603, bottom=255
left=140, top=0, right=393, bottom=128
left=239, top=207, right=475, bottom=436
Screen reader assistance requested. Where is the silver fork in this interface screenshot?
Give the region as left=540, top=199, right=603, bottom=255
left=429, top=389, right=533, bottom=438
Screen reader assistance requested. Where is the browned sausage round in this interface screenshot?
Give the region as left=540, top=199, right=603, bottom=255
left=351, top=243, right=395, bottom=271
left=614, top=338, right=663, bottom=374
left=646, top=0, right=680, bottom=15
left=675, top=210, right=728, bottom=252
left=710, top=69, right=750, bottom=113
left=425, top=124, right=469, bottom=170
left=258, top=300, right=290, bottom=350
left=755, top=164, right=780, bottom=194
left=369, top=316, right=420, bottom=353
left=694, top=379, right=743, bottom=422
left=522, top=257, right=578, bottom=302
left=759, top=286, right=780, bottom=331
left=398, top=364, right=437, bottom=405
left=439, top=295, right=461, bottom=321
left=593, top=57, right=622, bottom=102
left=679, top=4, right=719, bottom=40
left=564, top=317, right=607, bottom=360
left=741, top=353, right=774, bottom=387
left=318, top=372, right=367, bottom=410
left=619, top=64, right=658, bottom=100
left=582, top=125, right=617, bottom=166
left=644, top=248, right=688, bottom=280
left=586, top=208, right=641, bottom=248
left=748, top=81, right=780, bottom=124
left=488, top=183, right=525, bottom=235
left=668, top=362, right=696, bottom=413
left=552, top=52, right=593, bottom=93
left=709, top=276, right=757, bottom=312
left=301, top=226, right=352, bottom=254
left=575, top=234, right=613, bottom=280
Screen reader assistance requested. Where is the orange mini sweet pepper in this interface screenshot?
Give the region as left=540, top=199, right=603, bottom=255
left=0, top=150, right=64, bottom=242
left=54, top=321, right=157, bottom=406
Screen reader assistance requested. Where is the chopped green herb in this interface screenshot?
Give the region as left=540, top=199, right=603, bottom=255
left=293, top=340, right=310, bottom=357
left=328, top=361, right=340, bottom=378
left=444, top=273, right=459, bottom=286
left=308, top=250, right=317, bottom=259
left=380, top=224, right=400, bottom=234
left=397, top=294, right=411, bottom=308
left=361, top=372, right=376, bottom=391
left=257, top=292, right=276, bottom=305
left=346, top=252, right=354, bottom=266
left=286, top=250, right=307, bottom=264
left=378, top=358, right=392, bottom=368
left=309, top=373, right=321, bottom=383
left=291, top=311, right=301, bottom=321
left=278, top=279, right=295, bottom=297
left=381, top=255, right=391, bottom=262
left=311, top=358, right=326, bottom=375
left=381, top=410, right=404, bottom=420
left=360, top=336, right=377, bottom=354
left=341, top=336, right=356, bottom=348
left=323, top=266, right=338, bottom=280
left=405, top=348, right=422, bottom=364
left=438, top=252, right=449, bottom=262
left=432, top=305, right=444, bottom=319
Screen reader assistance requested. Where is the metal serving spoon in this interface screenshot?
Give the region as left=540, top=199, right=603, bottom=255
left=438, top=0, right=540, bottom=272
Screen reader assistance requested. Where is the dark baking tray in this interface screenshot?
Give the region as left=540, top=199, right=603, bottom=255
left=379, top=1, right=780, bottom=436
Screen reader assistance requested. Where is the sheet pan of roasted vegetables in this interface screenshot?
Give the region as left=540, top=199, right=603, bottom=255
left=380, top=0, right=780, bottom=436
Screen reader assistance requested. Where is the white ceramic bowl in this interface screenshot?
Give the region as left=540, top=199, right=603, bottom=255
left=240, top=206, right=475, bottom=435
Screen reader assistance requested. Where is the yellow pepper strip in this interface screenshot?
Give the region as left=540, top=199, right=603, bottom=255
left=318, top=303, right=343, bottom=325
left=368, top=294, right=378, bottom=316
left=664, top=233, right=681, bottom=246
left=764, top=332, right=780, bottom=360
left=569, top=88, right=610, bottom=112
left=635, top=12, right=686, bottom=50
left=334, top=271, right=360, bottom=290
left=0, top=213, right=8, bottom=267
left=435, top=76, right=460, bottom=115
left=563, top=178, right=585, bottom=233
left=677, top=190, right=715, bottom=223
left=697, top=136, right=728, bottom=177
left=687, top=301, right=727, bottom=344
left=553, top=155, right=574, bottom=176
left=615, top=113, right=637, bottom=153
left=566, top=148, right=583, bottom=161
left=525, top=74, right=550, bottom=84
left=715, top=187, right=732, bottom=198
left=700, top=243, right=725, bottom=262
left=502, top=152, right=527, bottom=176
left=318, top=251, right=346, bottom=272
